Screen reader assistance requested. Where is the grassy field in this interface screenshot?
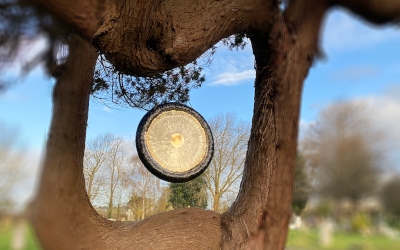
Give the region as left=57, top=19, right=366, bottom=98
left=0, top=222, right=40, bottom=250
left=286, top=229, right=400, bottom=250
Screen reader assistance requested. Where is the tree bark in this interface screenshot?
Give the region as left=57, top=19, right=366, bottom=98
left=29, top=0, right=274, bottom=76
left=28, top=0, right=110, bottom=38
left=27, top=0, right=400, bottom=249
left=30, top=34, right=221, bottom=250
left=212, top=192, right=220, bottom=212
left=28, top=0, right=400, bottom=78
left=221, top=1, right=328, bottom=249
left=30, top=34, right=99, bottom=249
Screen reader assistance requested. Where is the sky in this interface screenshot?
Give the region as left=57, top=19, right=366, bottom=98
left=1, top=8, right=400, bottom=208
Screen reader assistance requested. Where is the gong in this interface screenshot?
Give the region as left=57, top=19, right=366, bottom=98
left=136, top=103, right=214, bottom=183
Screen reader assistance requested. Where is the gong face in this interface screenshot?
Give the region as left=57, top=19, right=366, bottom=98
left=136, top=103, right=214, bottom=183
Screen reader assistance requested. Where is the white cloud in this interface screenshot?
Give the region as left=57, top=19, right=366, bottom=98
left=361, top=95, right=400, bottom=140
left=102, top=106, right=112, bottom=113
left=322, top=9, right=400, bottom=52
left=210, top=70, right=255, bottom=86
left=362, top=94, right=400, bottom=170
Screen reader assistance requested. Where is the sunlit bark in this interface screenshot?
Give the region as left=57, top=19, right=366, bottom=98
left=27, top=0, right=400, bottom=248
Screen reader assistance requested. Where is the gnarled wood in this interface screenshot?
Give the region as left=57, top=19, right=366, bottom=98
left=30, top=35, right=221, bottom=250
left=27, top=0, right=400, bottom=249
left=221, top=0, right=329, bottom=249
left=92, top=0, right=273, bottom=76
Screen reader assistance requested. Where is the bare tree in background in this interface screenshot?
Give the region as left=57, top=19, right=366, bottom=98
left=126, top=155, right=161, bottom=220
left=83, top=134, right=114, bottom=202
left=303, top=101, right=384, bottom=206
left=204, top=113, right=250, bottom=212
left=0, top=122, right=26, bottom=213
left=154, top=187, right=172, bottom=213
left=104, top=135, right=127, bottom=219
left=292, top=152, right=313, bottom=216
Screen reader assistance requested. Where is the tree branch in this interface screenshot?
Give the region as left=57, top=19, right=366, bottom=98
left=27, top=0, right=109, bottom=38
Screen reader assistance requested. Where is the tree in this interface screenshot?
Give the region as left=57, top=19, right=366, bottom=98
left=83, top=134, right=113, bottom=202
left=22, top=0, right=400, bottom=249
left=169, top=176, right=208, bottom=209
left=292, top=152, right=313, bottom=216
left=154, top=186, right=172, bottom=213
left=304, top=101, right=383, bottom=203
left=380, top=176, right=400, bottom=219
left=204, top=113, right=250, bottom=212
left=125, top=155, right=161, bottom=220
left=103, top=135, right=127, bottom=219
left=0, top=122, right=26, bottom=213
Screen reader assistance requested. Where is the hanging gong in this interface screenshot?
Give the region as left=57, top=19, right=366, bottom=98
left=136, top=103, right=214, bottom=183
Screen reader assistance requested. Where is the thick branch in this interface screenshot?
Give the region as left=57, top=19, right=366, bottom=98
left=30, top=34, right=221, bottom=250
left=27, top=0, right=274, bottom=77
left=27, top=0, right=109, bottom=38
left=92, top=0, right=274, bottom=76
left=221, top=0, right=329, bottom=249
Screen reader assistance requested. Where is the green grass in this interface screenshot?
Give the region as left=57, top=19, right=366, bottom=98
left=0, top=222, right=41, bottom=250
left=286, top=229, right=400, bottom=250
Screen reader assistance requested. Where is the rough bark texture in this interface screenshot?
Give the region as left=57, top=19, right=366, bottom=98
left=31, top=35, right=221, bottom=249
left=28, top=0, right=110, bottom=38
left=29, top=0, right=273, bottom=76
left=28, top=0, right=400, bottom=76
left=92, top=0, right=274, bottom=76
left=27, top=0, right=400, bottom=249
left=220, top=1, right=329, bottom=249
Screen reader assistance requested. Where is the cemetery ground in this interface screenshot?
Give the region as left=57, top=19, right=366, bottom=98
left=286, top=229, right=399, bottom=250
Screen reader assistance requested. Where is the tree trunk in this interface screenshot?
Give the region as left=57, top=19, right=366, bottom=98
left=221, top=1, right=328, bottom=249
left=30, top=34, right=221, bottom=250
left=28, top=0, right=331, bottom=249
left=23, top=0, right=400, bottom=247
left=212, top=193, right=220, bottom=212
left=30, top=34, right=99, bottom=249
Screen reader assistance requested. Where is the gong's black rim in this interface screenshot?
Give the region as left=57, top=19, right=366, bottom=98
left=136, top=103, right=214, bottom=183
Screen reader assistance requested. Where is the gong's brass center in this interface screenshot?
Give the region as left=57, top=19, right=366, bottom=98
left=170, top=133, right=184, bottom=148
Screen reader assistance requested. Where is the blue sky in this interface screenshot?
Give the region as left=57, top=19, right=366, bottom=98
left=1, top=9, right=400, bottom=206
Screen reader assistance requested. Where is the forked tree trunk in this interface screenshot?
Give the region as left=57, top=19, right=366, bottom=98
left=29, top=1, right=330, bottom=249
left=221, top=1, right=328, bottom=248
left=212, top=192, right=220, bottom=212
left=31, top=34, right=222, bottom=250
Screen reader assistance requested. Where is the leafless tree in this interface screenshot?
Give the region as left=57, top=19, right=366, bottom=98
left=125, top=155, right=161, bottom=220
left=303, top=101, right=384, bottom=204
left=83, top=133, right=114, bottom=202
left=104, top=135, right=127, bottom=219
left=0, top=123, right=26, bottom=213
left=204, top=113, right=250, bottom=212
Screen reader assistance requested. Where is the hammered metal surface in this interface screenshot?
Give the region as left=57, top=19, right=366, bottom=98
left=145, top=110, right=207, bottom=172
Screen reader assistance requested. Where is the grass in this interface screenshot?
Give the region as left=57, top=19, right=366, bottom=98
left=286, top=229, right=400, bottom=250
left=0, top=222, right=41, bottom=250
